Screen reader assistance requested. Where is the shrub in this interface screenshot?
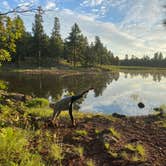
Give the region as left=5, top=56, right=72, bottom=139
left=26, top=98, right=49, bottom=108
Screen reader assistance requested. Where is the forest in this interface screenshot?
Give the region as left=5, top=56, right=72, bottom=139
left=0, top=6, right=166, bottom=68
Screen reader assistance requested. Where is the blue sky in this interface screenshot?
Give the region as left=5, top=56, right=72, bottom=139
left=0, top=0, right=166, bottom=58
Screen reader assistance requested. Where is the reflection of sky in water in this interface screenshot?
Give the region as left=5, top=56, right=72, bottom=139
left=80, top=73, right=166, bottom=116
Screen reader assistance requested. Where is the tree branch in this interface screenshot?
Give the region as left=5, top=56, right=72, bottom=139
left=0, top=3, right=45, bottom=16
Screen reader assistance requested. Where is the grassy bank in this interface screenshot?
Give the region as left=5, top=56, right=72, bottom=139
left=1, top=60, right=166, bottom=75
left=0, top=90, right=166, bottom=165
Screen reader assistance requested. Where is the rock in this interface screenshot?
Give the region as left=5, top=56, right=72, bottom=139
left=138, top=102, right=145, bottom=109
left=2, top=92, right=32, bottom=102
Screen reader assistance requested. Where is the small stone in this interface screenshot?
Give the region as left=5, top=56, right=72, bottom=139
left=138, top=102, right=145, bottom=109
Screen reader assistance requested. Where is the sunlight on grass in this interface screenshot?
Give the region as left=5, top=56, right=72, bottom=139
left=26, top=98, right=49, bottom=108
left=109, top=151, right=118, bottom=158
left=109, top=127, right=121, bottom=139
left=95, top=129, right=100, bottom=134
left=26, top=108, right=53, bottom=117
left=75, top=130, right=88, bottom=136
left=136, top=144, right=145, bottom=157
left=86, top=159, right=95, bottom=166
left=125, top=144, right=136, bottom=152
left=50, top=143, right=64, bottom=161
left=0, top=127, right=44, bottom=165
left=75, top=146, right=84, bottom=158
left=124, top=143, right=146, bottom=161
left=121, top=151, right=128, bottom=160
left=104, top=142, right=110, bottom=150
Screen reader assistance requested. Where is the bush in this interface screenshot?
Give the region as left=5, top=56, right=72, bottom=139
left=26, top=98, right=49, bottom=108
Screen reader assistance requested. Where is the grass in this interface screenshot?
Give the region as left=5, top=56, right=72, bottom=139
left=26, top=107, right=53, bottom=118
left=136, top=144, right=146, bottom=157
left=75, top=146, right=84, bottom=158
left=109, top=127, right=121, bottom=139
left=50, top=143, right=64, bottom=161
left=124, top=143, right=146, bottom=161
left=125, top=144, right=136, bottom=152
left=109, top=151, right=118, bottom=158
left=75, top=130, right=88, bottom=136
left=0, top=127, right=44, bottom=165
left=86, top=159, right=95, bottom=166
left=95, top=129, right=100, bottom=134
left=25, top=98, right=49, bottom=108
left=104, top=142, right=110, bottom=150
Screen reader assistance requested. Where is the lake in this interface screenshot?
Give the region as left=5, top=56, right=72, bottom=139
left=0, top=70, right=166, bottom=116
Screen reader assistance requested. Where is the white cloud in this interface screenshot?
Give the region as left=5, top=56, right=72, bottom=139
left=21, top=0, right=166, bottom=58
left=45, top=1, right=56, bottom=10
left=2, top=1, right=11, bottom=10
left=81, top=0, right=104, bottom=7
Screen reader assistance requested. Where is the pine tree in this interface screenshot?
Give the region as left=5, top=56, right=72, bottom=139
left=49, top=17, right=63, bottom=63
left=32, top=6, right=47, bottom=66
left=94, top=36, right=104, bottom=65
left=65, top=23, right=82, bottom=67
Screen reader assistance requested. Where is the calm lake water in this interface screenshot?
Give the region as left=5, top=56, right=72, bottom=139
left=0, top=70, right=166, bottom=116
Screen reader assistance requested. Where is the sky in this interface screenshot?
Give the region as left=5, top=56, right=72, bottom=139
left=0, top=0, right=166, bottom=58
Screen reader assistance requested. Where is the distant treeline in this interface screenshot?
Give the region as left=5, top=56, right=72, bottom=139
left=0, top=6, right=165, bottom=68
left=120, top=53, right=166, bottom=67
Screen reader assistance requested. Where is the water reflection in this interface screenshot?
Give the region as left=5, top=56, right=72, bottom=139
left=0, top=70, right=166, bottom=116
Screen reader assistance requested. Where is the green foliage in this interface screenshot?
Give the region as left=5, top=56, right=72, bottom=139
left=26, top=98, right=49, bottom=108
left=49, top=17, right=64, bottom=62
left=65, top=23, right=82, bottom=67
left=32, top=6, right=49, bottom=61
left=121, top=52, right=166, bottom=68
left=75, top=130, right=88, bottom=136
left=0, top=49, right=11, bottom=63
left=0, top=15, right=24, bottom=64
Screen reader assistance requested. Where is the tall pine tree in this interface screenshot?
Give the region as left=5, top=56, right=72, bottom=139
left=32, top=6, right=49, bottom=66
left=65, top=23, right=82, bottom=67
left=49, top=17, right=63, bottom=63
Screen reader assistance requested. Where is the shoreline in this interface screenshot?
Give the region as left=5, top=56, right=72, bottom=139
left=0, top=91, right=166, bottom=165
